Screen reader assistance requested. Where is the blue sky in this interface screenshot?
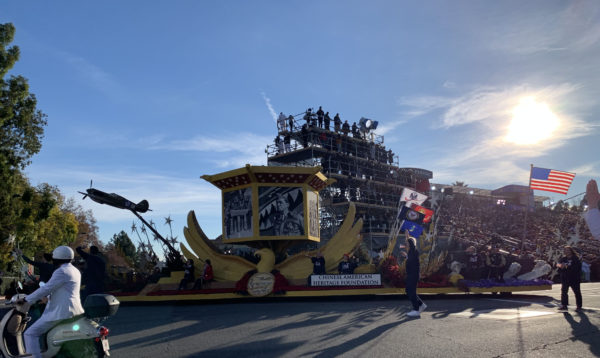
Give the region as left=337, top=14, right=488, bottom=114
left=3, top=1, right=599, bottom=247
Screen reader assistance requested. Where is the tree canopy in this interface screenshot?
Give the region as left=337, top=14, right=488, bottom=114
left=111, top=231, right=137, bottom=264
left=0, top=23, right=49, bottom=268
left=0, top=23, right=94, bottom=270
left=0, top=23, right=47, bottom=171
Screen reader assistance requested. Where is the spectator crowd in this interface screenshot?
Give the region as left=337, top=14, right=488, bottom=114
left=436, top=194, right=597, bottom=282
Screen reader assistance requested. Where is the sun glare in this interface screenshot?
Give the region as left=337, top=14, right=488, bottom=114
left=505, top=97, right=559, bottom=145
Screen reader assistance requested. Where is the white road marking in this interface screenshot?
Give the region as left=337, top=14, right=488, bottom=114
left=450, top=308, right=555, bottom=320
left=485, top=298, right=557, bottom=307
left=485, top=298, right=600, bottom=312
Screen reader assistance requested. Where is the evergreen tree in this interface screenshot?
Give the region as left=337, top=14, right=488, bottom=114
left=110, top=231, right=138, bottom=266
left=0, top=23, right=48, bottom=267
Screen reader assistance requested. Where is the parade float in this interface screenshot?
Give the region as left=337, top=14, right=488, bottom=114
left=101, top=111, right=552, bottom=302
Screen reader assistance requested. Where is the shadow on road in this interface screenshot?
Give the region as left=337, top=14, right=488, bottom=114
left=108, top=299, right=410, bottom=356
left=308, top=317, right=412, bottom=357
left=183, top=337, right=304, bottom=358
left=562, top=311, right=600, bottom=357
left=108, top=292, right=563, bottom=356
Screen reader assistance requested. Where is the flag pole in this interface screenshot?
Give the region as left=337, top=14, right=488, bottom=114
left=522, top=164, right=533, bottom=251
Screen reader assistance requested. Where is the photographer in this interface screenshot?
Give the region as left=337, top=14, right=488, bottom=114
left=557, top=246, right=582, bottom=311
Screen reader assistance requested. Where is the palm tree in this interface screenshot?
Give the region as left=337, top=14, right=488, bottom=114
left=452, top=181, right=468, bottom=187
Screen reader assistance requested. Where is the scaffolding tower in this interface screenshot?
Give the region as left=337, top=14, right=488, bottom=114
left=266, top=110, right=433, bottom=255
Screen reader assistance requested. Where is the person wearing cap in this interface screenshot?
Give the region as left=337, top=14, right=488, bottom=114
left=405, top=229, right=426, bottom=318
left=19, top=246, right=85, bottom=358
left=338, top=253, right=357, bottom=274
left=271, top=194, right=304, bottom=236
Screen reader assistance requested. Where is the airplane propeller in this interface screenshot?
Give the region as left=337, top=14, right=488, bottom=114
left=78, top=180, right=93, bottom=199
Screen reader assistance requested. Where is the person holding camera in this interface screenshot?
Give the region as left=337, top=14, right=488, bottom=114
left=557, top=246, right=583, bottom=312
left=405, top=229, right=426, bottom=318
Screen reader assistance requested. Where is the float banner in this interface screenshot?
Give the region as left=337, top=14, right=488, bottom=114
left=310, top=274, right=381, bottom=286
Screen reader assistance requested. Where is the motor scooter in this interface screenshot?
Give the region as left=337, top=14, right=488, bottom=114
left=0, top=292, right=119, bottom=357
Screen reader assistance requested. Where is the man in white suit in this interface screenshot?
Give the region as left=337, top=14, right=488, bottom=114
left=19, top=246, right=85, bottom=358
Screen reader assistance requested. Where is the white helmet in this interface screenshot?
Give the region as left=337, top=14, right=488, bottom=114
left=52, top=246, right=74, bottom=260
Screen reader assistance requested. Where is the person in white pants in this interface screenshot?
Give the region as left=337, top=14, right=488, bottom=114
left=585, top=179, right=600, bottom=239
left=18, top=246, right=85, bottom=358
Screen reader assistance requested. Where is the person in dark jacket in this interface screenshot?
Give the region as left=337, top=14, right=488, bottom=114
left=311, top=252, right=326, bottom=275
left=306, top=251, right=326, bottom=286
left=557, top=246, right=582, bottom=311
left=405, top=230, right=426, bottom=317
left=338, top=254, right=357, bottom=274
left=178, top=259, right=195, bottom=290
left=18, top=249, right=54, bottom=284
left=342, top=120, right=350, bottom=136
left=324, top=112, right=331, bottom=131
left=463, top=246, right=484, bottom=280
left=316, top=106, right=324, bottom=128
left=76, top=245, right=106, bottom=301
left=485, top=245, right=507, bottom=282
left=333, top=113, right=342, bottom=133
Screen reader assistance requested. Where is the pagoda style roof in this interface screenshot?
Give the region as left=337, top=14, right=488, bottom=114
left=201, top=164, right=335, bottom=191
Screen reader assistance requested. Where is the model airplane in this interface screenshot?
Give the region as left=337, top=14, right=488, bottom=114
left=79, top=182, right=150, bottom=213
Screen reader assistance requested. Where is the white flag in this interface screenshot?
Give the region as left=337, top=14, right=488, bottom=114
left=401, top=188, right=428, bottom=208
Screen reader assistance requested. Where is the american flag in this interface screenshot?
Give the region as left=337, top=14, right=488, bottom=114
left=530, top=167, right=575, bottom=195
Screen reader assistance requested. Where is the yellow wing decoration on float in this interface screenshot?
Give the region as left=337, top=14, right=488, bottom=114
left=181, top=210, right=256, bottom=281
left=182, top=203, right=363, bottom=282
left=274, top=203, right=363, bottom=279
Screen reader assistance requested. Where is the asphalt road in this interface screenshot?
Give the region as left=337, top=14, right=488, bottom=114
left=99, top=283, right=600, bottom=358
